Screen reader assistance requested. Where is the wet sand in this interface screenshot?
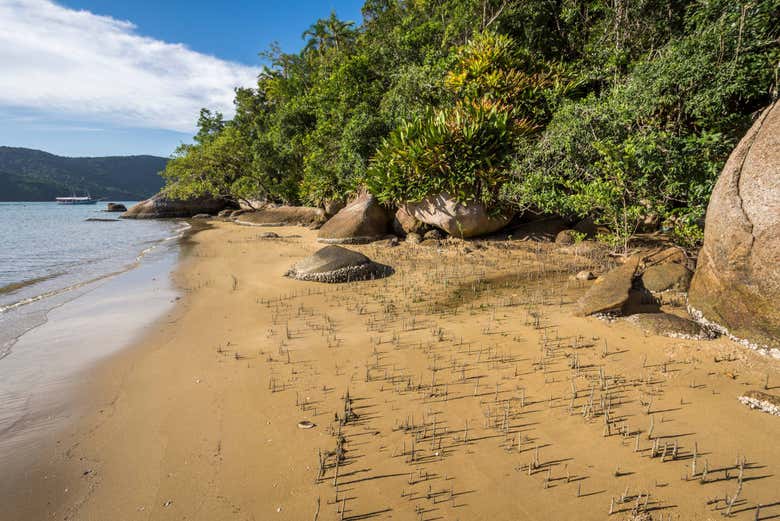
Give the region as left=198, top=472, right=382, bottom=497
left=0, top=239, right=180, bottom=513
left=5, top=221, right=779, bottom=521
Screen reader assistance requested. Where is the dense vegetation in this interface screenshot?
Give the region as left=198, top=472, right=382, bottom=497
left=163, top=0, right=779, bottom=248
left=0, top=147, right=166, bottom=201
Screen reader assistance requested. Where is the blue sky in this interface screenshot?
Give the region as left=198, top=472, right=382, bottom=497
left=0, top=0, right=364, bottom=158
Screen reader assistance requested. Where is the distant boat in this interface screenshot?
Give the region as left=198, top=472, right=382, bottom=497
left=56, top=191, right=98, bottom=205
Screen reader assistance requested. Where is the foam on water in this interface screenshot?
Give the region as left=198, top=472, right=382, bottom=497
left=0, top=202, right=186, bottom=357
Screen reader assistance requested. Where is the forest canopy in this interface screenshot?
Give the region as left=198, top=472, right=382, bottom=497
left=162, top=0, right=779, bottom=248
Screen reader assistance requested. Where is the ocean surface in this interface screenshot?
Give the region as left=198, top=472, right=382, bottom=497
left=0, top=202, right=186, bottom=358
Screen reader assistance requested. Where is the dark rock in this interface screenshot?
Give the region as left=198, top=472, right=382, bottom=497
left=403, top=192, right=512, bottom=238
left=507, top=215, right=567, bottom=242
left=285, top=245, right=392, bottom=283
left=122, top=193, right=235, bottom=219
left=85, top=218, right=118, bottom=222
left=217, top=209, right=234, bottom=218
left=625, top=312, right=713, bottom=339
left=235, top=206, right=325, bottom=227
left=642, top=263, right=692, bottom=292
left=689, top=101, right=780, bottom=348
left=259, top=232, right=280, bottom=239
left=423, top=229, right=444, bottom=241
left=393, top=207, right=430, bottom=236
left=575, top=256, right=640, bottom=316
left=318, top=193, right=391, bottom=244
left=106, top=203, right=126, bottom=212
left=574, top=217, right=597, bottom=238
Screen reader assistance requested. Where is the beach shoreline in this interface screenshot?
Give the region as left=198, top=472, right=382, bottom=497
left=5, top=221, right=779, bottom=521
left=0, top=223, right=199, bottom=518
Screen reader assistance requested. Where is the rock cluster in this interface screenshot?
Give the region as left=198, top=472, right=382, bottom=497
left=122, top=193, right=234, bottom=219
left=575, top=257, right=640, bottom=316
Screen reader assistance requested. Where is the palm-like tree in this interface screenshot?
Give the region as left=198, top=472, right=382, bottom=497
left=302, top=11, right=356, bottom=55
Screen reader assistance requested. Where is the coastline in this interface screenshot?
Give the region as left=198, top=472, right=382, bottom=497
left=0, top=222, right=199, bottom=517
left=5, top=221, right=779, bottom=521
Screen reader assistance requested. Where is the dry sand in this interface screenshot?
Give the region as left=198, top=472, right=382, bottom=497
left=7, top=222, right=779, bottom=521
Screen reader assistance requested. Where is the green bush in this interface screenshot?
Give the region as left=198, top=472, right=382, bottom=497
left=366, top=99, right=528, bottom=206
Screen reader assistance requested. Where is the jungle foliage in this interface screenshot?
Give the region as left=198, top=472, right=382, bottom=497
left=163, top=0, right=779, bottom=248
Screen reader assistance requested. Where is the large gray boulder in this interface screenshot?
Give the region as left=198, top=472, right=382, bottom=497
left=122, top=193, right=234, bottom=219
left=403, top=192, right=512, bottom=238
left=235, top=206, right=325, bottom=227
left=286, top=246, right=392, bottom=283
left=689, top=101, right=780, bottom=349
left=317, top=193, right=391, bottom=244
left=575, top=256, right=640, bottom=316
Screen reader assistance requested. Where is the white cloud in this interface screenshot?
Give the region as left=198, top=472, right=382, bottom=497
left=0, top=0, right=260, bottom=132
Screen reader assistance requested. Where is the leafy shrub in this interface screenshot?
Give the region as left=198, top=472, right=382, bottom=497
left=366, top=99, right=529, bottom=206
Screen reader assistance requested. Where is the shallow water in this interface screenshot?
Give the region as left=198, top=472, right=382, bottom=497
left=0, top=202, right=185, bottom=357
left=0, top=220, right=182, bottom=466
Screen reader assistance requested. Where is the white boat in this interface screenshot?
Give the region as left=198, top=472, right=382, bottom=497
left=56, top=192, right=97, bottom=205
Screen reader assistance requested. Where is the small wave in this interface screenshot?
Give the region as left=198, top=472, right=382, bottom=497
left=0, top=222, right=189, bottom=315
left=0, top=272, right=64, bottom=297
left=0, top=270, right=127, bottom=314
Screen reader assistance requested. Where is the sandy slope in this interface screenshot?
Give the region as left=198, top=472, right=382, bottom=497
left=8, top=222, right=779, bottom=521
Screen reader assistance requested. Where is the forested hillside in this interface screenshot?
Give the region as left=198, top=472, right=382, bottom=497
left=163, top=0, right=779, bottom=248
left=0, top=147, right=167, bottom=201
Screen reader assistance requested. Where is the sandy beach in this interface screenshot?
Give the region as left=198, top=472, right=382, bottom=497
left=6, top=221, right=779, bottom=521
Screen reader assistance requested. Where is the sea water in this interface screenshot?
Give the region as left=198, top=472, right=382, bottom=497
left=0, top=202, right=185, bottom=358
left=0, top=201, right=186, bottom=463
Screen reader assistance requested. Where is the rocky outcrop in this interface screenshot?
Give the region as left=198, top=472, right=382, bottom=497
left=642, top=262, right=692, bottom=292
left=403, top=193, right=512, bottom=238
left=689, top=101, right=780, bottom=350
left=235, top=206, right=325, bottom=227
left=106, top=203, right=126, bottom=212
left=317, top=193, right=391, bottom=244
left=122, top=193, right=234, bottom=219
left=575, top=256, right=640, bottom=316
left=286, top=245, right=392, bottom=283
left=393, top=207, right=429, bottom=236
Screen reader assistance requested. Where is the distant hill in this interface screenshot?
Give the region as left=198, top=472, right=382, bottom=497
left=0, top=146, right=168, bottom=201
